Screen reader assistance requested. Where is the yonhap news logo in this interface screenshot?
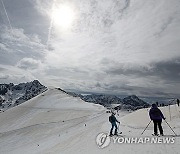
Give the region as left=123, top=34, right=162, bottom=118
left=96, top=133, right=111, bottom=148
left=111, top=136, right=175, bottom=144
left=96, top=133, right=175, bottom=148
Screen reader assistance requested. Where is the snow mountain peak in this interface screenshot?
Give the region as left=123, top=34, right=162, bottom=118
left=0, top=80, right=47, bottom=111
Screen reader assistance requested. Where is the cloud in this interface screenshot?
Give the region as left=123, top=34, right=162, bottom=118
left=0, top=26, right=46, bottom=65
left=0, top=43, right=8, bottom=51
left=17, top=58, right=42, bottom=70
left=32, top=0, right=52, bottom=16
left=104, top=59, right=180, bottom=82
left=0, top=0, right=180, bottom=98
left=0, top=74, right=9, bottom=80
left=0, top=64, right=36, bottom=84
left=40, top=0, right=180, bottom=97
left=0, top=25, right=47, bottom=84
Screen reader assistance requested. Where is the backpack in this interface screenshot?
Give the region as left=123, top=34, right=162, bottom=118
left=109, top=115, right=113, bottom=123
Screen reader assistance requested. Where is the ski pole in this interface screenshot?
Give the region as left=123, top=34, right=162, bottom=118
left=117, top=122, right=122, bottom=134
left=141, top=120, right=152, bottom=135
left=169, top=105, right=171, bottom=121
left=164, top=120, right=177, bottom=136
left=118, top=122, right=120, bottom=131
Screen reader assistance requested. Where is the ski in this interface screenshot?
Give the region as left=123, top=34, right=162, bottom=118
left=152, top=134, right=160, bottom=137
left=109, top=132, right=123, bottom=137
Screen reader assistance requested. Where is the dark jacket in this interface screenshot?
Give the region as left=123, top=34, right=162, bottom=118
left=149, top=105, right=165, bottom=120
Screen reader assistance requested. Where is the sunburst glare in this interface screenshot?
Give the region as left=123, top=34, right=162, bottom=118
left=52, top=4, right=75, bottom=29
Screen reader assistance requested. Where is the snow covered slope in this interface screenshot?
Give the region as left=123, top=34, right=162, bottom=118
left=0, top=88, right=104, bottom=132
left=0, top=89, right=179, bottom=154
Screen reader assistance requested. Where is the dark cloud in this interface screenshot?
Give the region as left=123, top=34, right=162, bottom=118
left=152, top=60, right=180, bottom=82
left=105, top=59, right=180, bottom=83
left=94, top=83, right=178, bottom=98
left=95, top=82, right=101, bottom=88
left=0, top=67, right=6, bottom=71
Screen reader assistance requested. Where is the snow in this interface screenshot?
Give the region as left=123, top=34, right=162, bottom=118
left=0, top=88, right=179, bottom=154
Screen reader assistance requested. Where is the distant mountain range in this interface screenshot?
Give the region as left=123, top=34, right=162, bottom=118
left=66, top=91, right=149, bottom=110
left=0, top=80, right=150, bottom=112
left=0, top=80, right=47, bottom=111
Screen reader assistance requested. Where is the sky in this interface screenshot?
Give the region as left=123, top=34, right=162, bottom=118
left=0, top=0, right=180, bottom=98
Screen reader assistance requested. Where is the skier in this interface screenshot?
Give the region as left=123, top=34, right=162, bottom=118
left=109, top=112, right=120, bottom=136
left=149, top=103, right=165, bottom=136
left=177, top=99, right=180, bottom=107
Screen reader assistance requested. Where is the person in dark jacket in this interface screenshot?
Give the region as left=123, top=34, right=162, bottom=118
left=109, top=112, right=120, bottom=136
left=177, top=99, right=180, bottom=107
left=149, top=103, right=165, bottom=136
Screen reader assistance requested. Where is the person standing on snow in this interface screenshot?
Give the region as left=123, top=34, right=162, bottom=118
left=109, top=112, right=120, bottom=136
left=149, top=103, right=165, bottom=136
left=177, top=99, right=180, bottom=107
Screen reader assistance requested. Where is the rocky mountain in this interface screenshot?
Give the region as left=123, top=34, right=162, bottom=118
left=80, top=94, right=123, bottom=106
left=66, top=91, right=149, bottom=110
left=115, top=95, right=150, bottom=110
left=0, top=80, right=47, bottom=111
left=123, top=95, right=146, bottom=106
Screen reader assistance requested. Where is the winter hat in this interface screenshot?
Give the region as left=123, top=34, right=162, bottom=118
left=152, top=103, right=157, bottom=108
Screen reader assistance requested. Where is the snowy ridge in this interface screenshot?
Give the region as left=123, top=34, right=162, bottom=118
left=0, top=88, right=104, bottom=132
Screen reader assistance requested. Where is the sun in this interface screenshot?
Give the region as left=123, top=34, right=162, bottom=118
left=52, top=4, right=75, bottom=29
